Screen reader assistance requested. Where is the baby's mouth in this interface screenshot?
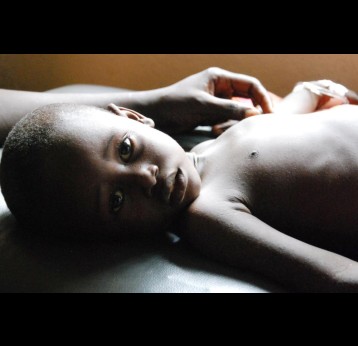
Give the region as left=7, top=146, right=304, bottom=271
left=161, top=171, right=177, bottom=203
left=152, top=169, right=186, bottom=206
left=169, top=169, right=187, bottom=207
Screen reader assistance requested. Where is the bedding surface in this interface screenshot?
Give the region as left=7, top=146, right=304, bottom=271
left=0, top=173, right=283, bottom=293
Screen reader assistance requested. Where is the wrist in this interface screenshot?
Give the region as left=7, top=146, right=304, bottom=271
left=293, top=80, right=349, bottom=104
left=114, top=88, right=164, bottom=114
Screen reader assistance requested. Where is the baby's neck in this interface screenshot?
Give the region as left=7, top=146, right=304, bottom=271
left=186, top=152, right=205, bottom=176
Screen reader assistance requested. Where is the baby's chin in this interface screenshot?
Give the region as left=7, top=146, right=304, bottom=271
left=185, top=173, right=201, bottom=206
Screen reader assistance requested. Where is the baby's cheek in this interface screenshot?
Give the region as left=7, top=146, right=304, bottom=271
left=129, top=198, right=166, bottom=226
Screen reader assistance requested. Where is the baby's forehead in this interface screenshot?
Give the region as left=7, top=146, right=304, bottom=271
left=58, top=105, right=143, bottom=131
left=56, top=108, right=117, bottom=140
left=58, top=105, right=114, bottom=126
left=56, top=111, right=129, bottom=155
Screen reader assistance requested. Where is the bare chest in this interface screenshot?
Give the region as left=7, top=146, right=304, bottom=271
left=195, top=111, right=358, bottom=251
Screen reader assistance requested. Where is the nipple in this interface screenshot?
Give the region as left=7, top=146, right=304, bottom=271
left=249, top=150, right=259, bottom=159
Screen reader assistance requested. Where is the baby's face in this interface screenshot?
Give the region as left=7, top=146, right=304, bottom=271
left=58, top=106, right=201, bottom=237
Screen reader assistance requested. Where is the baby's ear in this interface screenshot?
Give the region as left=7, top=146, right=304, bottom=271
left=107, top=103, right=155, bottom=128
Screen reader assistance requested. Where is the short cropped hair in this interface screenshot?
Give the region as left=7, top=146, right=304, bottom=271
left=0, top=103, right=103, bottom=237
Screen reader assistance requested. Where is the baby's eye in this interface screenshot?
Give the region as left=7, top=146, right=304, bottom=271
left=112, top=190, right=124, bottom=213
left=119, top=137, right=132, bottom=162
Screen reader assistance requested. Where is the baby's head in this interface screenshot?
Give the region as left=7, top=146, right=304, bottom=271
left=0, top=103, right=201, bottom=239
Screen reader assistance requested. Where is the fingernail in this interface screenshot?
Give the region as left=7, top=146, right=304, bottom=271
left=245, top=108, right=260, bottom=118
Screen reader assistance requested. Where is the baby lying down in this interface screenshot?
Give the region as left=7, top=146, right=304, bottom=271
left=1, top=80, right=358, bottom=292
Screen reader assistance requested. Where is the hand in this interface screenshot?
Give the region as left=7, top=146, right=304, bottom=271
left=149, top=67, right=274, bottom=134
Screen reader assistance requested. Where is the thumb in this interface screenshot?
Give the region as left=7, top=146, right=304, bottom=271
left=209, top=96, right=261, bottom=122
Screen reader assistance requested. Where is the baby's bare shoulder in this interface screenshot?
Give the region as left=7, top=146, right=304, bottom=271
left=191, top=139, right=215, bottom=154
left=185, top=188, right=250, bottom=229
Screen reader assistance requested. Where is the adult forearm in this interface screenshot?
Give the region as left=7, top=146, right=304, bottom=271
left=0, top=88, right=165, bottom=145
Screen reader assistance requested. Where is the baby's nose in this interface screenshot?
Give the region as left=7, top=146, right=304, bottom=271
left=132, top=164, right=159, bottom=194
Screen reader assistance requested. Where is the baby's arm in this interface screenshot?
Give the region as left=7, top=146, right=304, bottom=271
left=273, top=87, right=321, bottom=114
left=184, top=198, right=358, bottom=292
left=274, top=80, right=356, bottom=115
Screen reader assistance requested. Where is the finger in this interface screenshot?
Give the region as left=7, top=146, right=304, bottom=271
left=212, top=69, right=274, bottom=114
left=208, top=95, right=261, bottom=123
left=211, top=120, right=239, bottom=137
left=232, top=76, right=274, bottom=114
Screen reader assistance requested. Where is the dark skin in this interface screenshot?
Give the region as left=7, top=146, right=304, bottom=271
left=5, top=77, right=358, bottom=292
left=41, top=81, right=358, bottom=292
left=51, top=105, right=201, bottom=237
left=183, top=87, right=358, bottom=292
left=0, top=67, right=273, bottom=145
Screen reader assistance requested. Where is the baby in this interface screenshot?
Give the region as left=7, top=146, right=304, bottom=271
left=2, top=80, right=358, bottom=292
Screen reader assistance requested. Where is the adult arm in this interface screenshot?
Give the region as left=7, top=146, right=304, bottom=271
left=184, top=199, right=358, bottom=292
left=0, top=68, right=273, bottom=145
